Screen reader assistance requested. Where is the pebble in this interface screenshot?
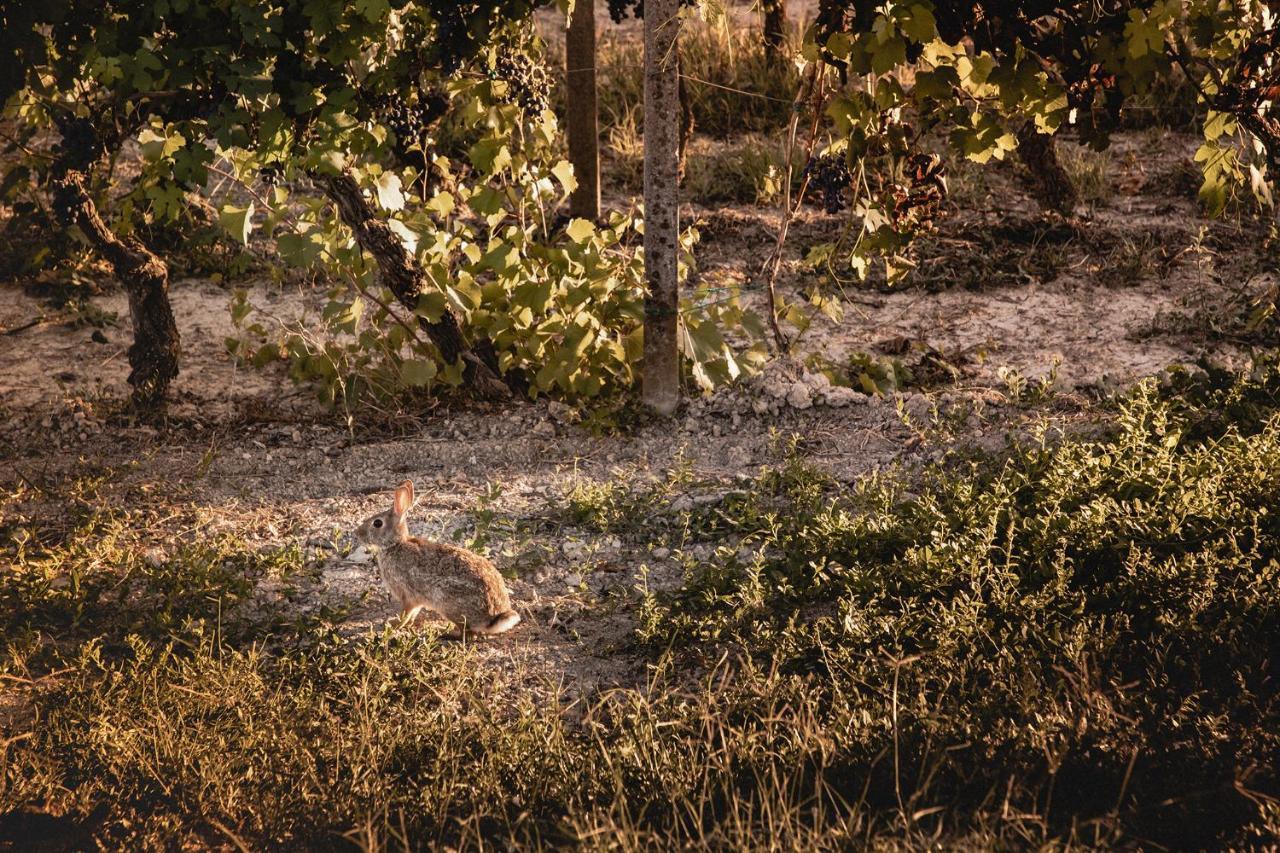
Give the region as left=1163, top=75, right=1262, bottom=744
left=823, top=386, right=864, bottom=408
left=803, top=371, right=831, bottom=391
left=786, top=382, right=813, bottom=410
left=547, top=401, right=576, bottom=424
left=652, top=547, right=671, bottom=560
left=562, top=540, right=589, bottom=559
left=762, top=378, right=790, bottom=400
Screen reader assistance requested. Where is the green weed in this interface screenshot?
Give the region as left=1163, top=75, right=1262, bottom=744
left=628, top=361, right=1280, bottom=847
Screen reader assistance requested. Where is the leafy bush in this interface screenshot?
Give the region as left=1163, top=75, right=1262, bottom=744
left=801, top=1, right=1276, bottom=292
left=218, top=41, right=763, bottom=406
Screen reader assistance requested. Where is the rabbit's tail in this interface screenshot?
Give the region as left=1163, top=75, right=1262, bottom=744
left=477, top=610, right=521, bottom=635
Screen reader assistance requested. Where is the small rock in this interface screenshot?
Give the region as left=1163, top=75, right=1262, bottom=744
left=692, top=493, right=722, bottom=506
left=786, top=382, right=813, bottom=410
left=652, top=546, right=671, bottom=560
left=823, top=386, right=865, bottom=408
left=751, top=398, right=770, bottom=415
left=803, top=371, right=831, bottom=391
left=547, top=401, right=577, bottom=424
left=532, top=420, right=555, bottom=438
left=670, top=495, right=694, bottom=512
left=757, top=376, right=788, bottom=399
left=564, top=572, right=584, bottom=588
left=562, top=540, right=589, bottom=559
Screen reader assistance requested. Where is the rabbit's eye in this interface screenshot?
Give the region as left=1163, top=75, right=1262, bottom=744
left=372, top=519, right=384, bottom=528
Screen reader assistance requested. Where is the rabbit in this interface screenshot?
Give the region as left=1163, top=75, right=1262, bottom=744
left=354, top=479, right=521, bottom=636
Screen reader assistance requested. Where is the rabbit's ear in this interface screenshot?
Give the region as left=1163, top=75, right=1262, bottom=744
left=393, top=480, right=415, bottom=515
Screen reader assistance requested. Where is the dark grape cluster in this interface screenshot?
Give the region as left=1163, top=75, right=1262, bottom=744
left=803, top=153, right=853, bottom=214
left=606, top=0, right=638, bottom=22
left=377, top=93, right=448, bottom=162
left=607, top=0, right=698, bottom=23
left=163, top=83, right=227, bottom=124
left=490, top=53, right=552, bottom=118
left=53, top=114, right=105, bottom=171
left=258, top=162, right=283, bottom=188
left=50, top=181, right=81, bottom=226
left=429, top=6, right=479, bottom=73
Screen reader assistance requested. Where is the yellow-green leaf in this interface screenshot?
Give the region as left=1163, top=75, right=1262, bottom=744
left=566, top=218, right=595, bottom=243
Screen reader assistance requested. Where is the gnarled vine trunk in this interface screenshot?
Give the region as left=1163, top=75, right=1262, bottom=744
left=317, top=170, right=512, bottom=400
left=1016, top=124, right=1077, bottom=217
left=50, top=120, right=180, bottom=409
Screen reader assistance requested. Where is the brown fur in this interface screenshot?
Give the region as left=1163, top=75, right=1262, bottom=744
left=355, top=480, right=521, bottom=636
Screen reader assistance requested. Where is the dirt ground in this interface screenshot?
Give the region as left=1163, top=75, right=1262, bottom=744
left=3, top=13, right=1277, bottom=692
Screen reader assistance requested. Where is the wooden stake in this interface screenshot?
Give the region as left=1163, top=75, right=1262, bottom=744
left=642, top=0, right=681, bottom=416
left=566, top=0, right=600, bottom=221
